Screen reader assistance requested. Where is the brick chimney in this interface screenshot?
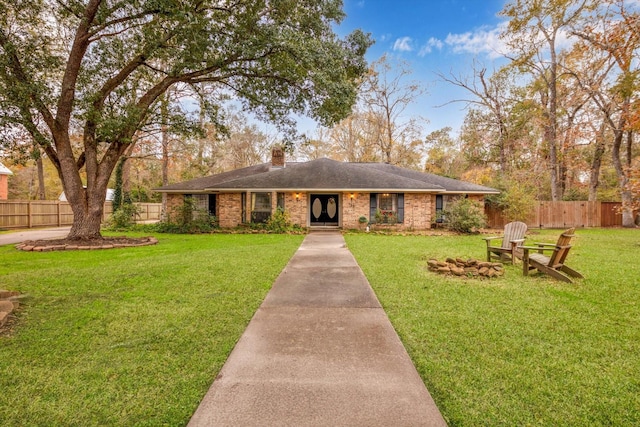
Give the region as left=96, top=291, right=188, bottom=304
left=271, top=147, right=285, bottom=168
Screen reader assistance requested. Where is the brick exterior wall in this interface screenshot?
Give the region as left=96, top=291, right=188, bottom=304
left=0, top=175, right=8, bottom=200
left=341, top=192, right=371, bottom=229
left=165, top=194, right=183, bottom=216
left=402, top=193, right=432, bottom=230
left=284, top=192, right=307, bottom=226
left=218, top=193, right=243, bottom=227
left=168, top=190, right=483, bottom=231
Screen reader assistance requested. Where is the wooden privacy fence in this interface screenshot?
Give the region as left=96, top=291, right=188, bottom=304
left=485, top=201, right=630, bottom=229
left=0, top=200, right=162, bottom=229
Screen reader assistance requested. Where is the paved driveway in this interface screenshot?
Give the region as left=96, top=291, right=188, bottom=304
left=0, top=227, right=70, bottom=246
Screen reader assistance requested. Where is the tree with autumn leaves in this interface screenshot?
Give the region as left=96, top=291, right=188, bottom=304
left=444, top=0, right=638, bottom=226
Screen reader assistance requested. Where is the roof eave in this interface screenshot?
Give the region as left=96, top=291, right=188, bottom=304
left=153, top=189, right=211, bottom=194
left=439, top=190, right=500, bottom=195
left=206, top=187, right=445, bottom=193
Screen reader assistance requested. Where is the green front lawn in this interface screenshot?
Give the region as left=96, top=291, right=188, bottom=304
left=0, top=233, right=304, bottom=426
left=346, top=228, right=640, bottom=426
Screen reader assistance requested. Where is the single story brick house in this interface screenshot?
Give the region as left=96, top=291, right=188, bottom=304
left=0, top=161, right=12, bottom=200
left=155, top=149, right=499, bottom=230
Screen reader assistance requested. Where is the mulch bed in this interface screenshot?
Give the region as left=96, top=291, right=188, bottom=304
left=15, top=236, right=158, bottom=252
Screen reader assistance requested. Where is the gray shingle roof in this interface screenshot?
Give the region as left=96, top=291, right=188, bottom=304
left=206, top=158, right=444, bottom=192
left=362, top=163, right=500, bottom=194
left=155, top=163, right=272, bottom=192
left=155, top=157, right=499, bottom=194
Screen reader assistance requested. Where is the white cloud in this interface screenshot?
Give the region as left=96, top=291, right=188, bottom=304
left=444, top=23, right=509, bottom=59
left=444, top=21, right=579, bottom=60
left=418, top=37, right=444, bottom=56
left=393, top=36, right=413, bottom=52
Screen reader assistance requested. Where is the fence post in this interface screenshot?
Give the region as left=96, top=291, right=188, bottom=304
left=27, top=200, right=32, bottom=228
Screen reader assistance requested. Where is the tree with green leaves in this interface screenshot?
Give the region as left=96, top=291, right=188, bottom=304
left=0, top=0, right=370, bottom=240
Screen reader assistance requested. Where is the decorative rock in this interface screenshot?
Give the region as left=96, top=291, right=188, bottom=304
left=0, top=290, right=14, bottom=299
left=427, top=257, right=505, bottom=279
left=0, top=311, right=8, bottom=327
left=0, top=300, right=13, bottom=312
left=451, top=267, right=465, bottom=276
left=0, top=294, right=20, bottom=328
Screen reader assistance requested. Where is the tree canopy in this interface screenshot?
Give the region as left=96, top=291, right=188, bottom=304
left=0, top=0, right=371, bottom=238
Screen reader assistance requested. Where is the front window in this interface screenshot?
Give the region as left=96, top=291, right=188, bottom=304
left=277, top=192, right=285, bottom=210
left=192, top=194, right=208, bottom=212
left=251, top=192, right=272, bottom=223
left=376, top=193, right=398, bottom=223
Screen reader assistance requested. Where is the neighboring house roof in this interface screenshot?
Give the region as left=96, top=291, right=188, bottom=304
left=59, top=188, right=115, bottom=201
left=155, top=158, right=499, bottom=195
left=0, top=162, right=13, bottom=175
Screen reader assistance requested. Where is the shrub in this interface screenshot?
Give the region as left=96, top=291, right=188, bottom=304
left=106, top=203, right=140, bottom=230
left=485, top=180, right=536, bottom=222
left=156, top=198, right=217, bottom=233
left=265, top=208, right=291, bottom=233
left=444, top=198, right=486, bottom=233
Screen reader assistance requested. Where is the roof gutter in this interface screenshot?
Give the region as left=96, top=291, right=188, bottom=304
left=204, top=187, right=444, bottom=193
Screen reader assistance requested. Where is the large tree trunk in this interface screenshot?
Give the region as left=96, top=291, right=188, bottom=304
left=548, top=60, right=561, bottom=202
left=611, top=128, right=635, bottom=227
left=161, top=95, right=170, bottom=221
left=36, top=155, right=46, bottom=200
left=588, top=123, right=606, bottom=201
left=57, top=132, right=120, bottom=240
left=65, top=180, right=109, bottom=240
left=67, top=201, right=105, bottom=240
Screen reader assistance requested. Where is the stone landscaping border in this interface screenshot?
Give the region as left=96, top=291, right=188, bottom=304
left=15, top=236, right=159, bottom=252
left=0, top=290, right=23, bottom=328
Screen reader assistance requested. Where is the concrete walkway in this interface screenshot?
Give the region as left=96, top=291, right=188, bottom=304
left=188, top=231, right=447, bottom=426
left=0, top=227, right=70, bottom=246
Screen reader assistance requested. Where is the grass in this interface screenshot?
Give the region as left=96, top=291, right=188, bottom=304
left=0, top=232, right=304, bottom=426
left=345, top=228, right=640, bottom=426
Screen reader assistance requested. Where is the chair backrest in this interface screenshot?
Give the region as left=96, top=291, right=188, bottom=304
left=501, top=221, right=528, bottom=249
left=548, top=227, right=576, bottom=268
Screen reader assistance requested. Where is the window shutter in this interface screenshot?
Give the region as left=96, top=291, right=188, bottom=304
left=397, top=193, right=404, bottom=223
left=369, top=193, right=377, bottom=222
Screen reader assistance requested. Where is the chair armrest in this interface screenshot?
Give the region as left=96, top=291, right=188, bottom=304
left=519, top=245, right=555, bottom=254
left=483, top=236, right=503, bottom=242
left=509, top=239, right=525, bottom=244
left=533, top=242, right=556, bottom=247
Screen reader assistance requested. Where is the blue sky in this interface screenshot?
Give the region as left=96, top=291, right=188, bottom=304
left=334, top=0, right=512, bottom=136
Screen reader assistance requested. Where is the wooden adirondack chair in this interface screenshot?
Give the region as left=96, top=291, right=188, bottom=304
left=520, top=228, right=584, bottom=283
left=484, top=221, right=528, bottom=264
